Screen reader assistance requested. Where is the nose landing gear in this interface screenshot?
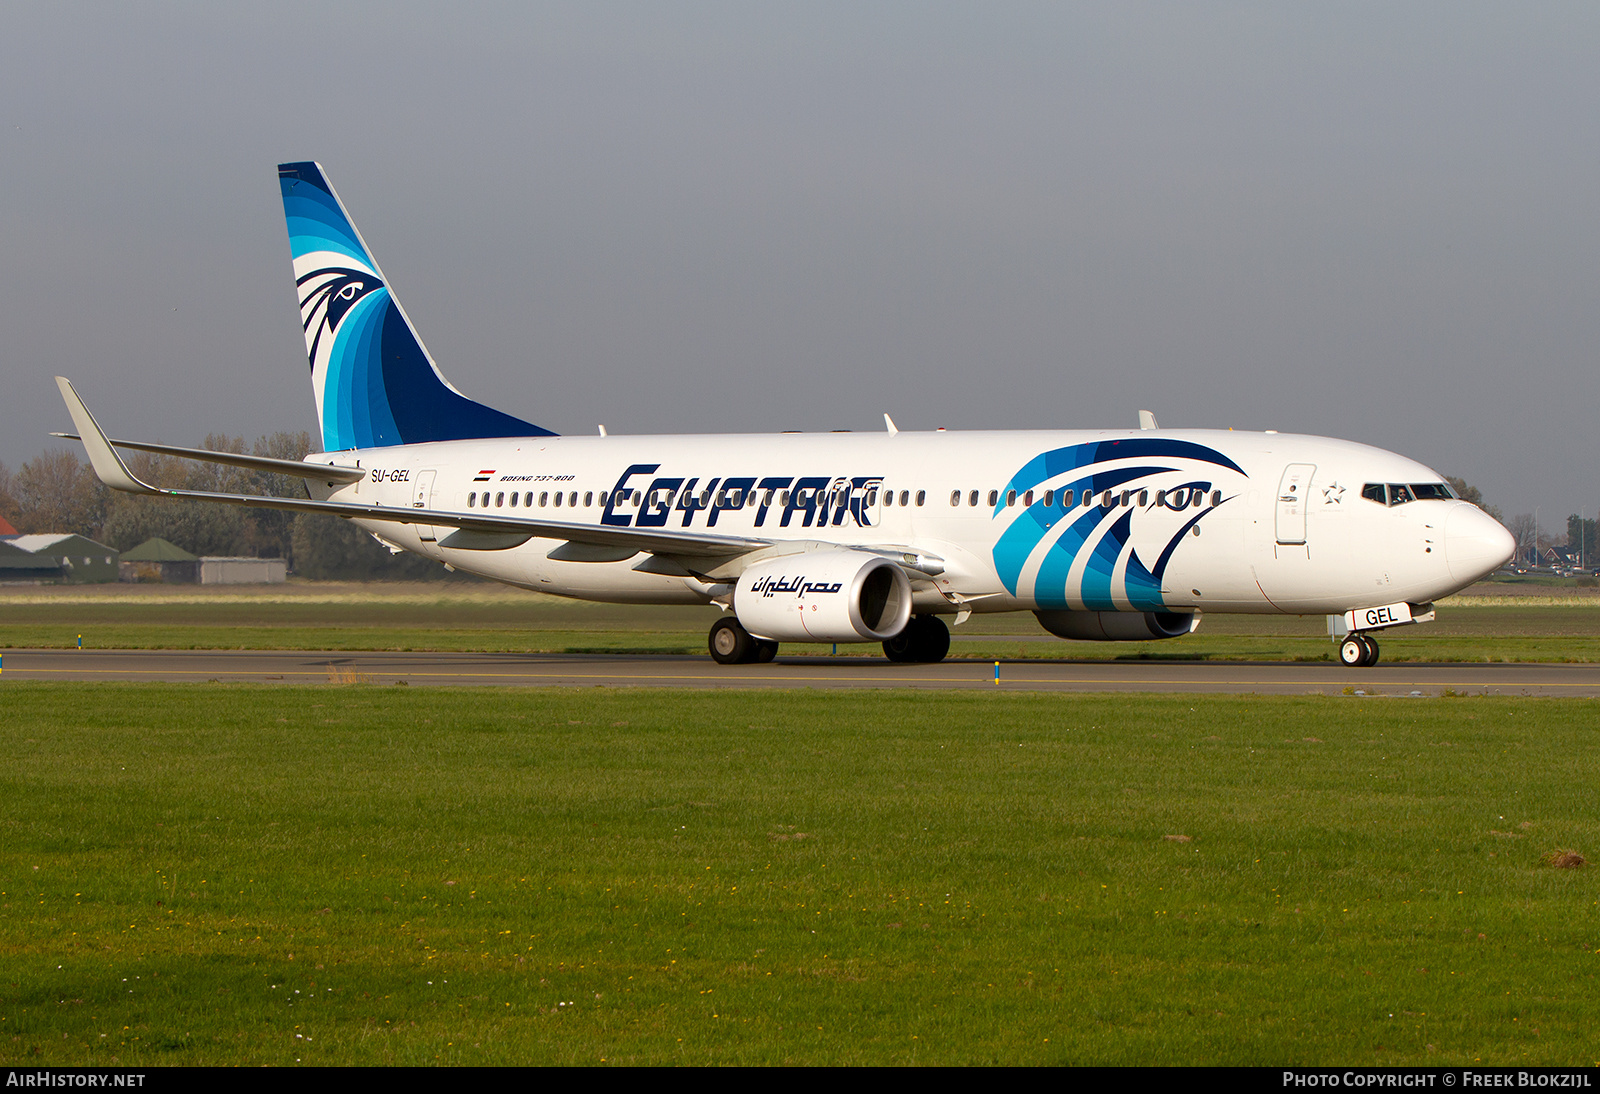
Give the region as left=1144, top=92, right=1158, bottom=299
left=1339, top=633, right=1381, bottom=667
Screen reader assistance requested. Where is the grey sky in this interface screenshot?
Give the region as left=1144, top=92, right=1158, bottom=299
left=2, top=3, right=1596, bottom=527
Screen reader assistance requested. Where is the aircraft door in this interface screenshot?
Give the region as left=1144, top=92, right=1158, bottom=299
left=1275, top=464, right=1315, bottom=545
left=412, top=469, right=438, bottom=543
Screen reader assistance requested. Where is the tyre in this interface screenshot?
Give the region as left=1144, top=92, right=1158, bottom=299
left=912, top=615, right=951, bottom=663
left=882, top=624, right=916, bottom=662
left=1360, top=635, right=1380, bottom=666
left=709, top=617, right=756, bottom=664
left=1339, top=637, right=1365, bottom=666
left=754, top=640, right=779, bottom=664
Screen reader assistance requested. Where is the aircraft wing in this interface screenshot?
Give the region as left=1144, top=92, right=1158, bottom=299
left=48, top=432, right=367, bottom=485
left=56, top=377, right=772, bottom=560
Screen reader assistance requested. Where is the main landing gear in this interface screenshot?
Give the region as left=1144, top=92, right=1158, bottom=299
left=882, top=615, right=951, bottom=664
left=1339, top=633, right=1381, bottom=667
left=706, top=614, right=953, bottom=665
left=708, top=617, right=778, bottom=665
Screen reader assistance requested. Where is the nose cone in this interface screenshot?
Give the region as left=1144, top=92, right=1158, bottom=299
left=1445, top=504, right=1516, bottom=586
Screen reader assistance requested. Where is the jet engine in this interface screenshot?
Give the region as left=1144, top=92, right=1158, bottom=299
left=735, top=551, right=913, bottom=643
left=1033, top=609, right=1199, bottom=642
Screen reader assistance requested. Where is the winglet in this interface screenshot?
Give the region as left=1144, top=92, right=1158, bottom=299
left=884, top=413, right=899, bottom=436
left=54, top=377, right=160, bottom=495
left=1138, top=410, right=1158, bottom=430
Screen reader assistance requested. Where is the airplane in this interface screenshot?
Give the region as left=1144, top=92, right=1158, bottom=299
left=55, top=161, right=1517, bottom=668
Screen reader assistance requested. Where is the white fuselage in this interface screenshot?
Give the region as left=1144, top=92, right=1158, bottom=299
left=312, top=426, right=1513, bottom=623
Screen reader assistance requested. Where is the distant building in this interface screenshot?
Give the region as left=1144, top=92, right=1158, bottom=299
left=0, top=538, right=65, bottom=583
left=119, top=538, right=200, bottom=583
left=198, top=557, right=288, bottom=584
left=1, top=534, right=119, bottom=583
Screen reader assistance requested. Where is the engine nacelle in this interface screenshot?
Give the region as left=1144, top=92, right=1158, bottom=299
left=1034, top=609, right=1199, bottom=642
left=735, top=551, right=913, bottom=643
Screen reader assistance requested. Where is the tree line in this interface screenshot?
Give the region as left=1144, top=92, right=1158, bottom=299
left=0, top=436, right=462, bottom=581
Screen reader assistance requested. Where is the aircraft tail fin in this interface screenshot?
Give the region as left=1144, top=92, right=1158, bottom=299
left=277, top=161, right=553, bottom=451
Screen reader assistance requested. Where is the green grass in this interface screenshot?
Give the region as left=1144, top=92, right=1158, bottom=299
left=3, top=685, right=1598, bottom=1065
left=3, top=583, right=1600, bottom=662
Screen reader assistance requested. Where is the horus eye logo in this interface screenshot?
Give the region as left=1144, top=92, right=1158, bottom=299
left=297, top=267, right=386, bottom=365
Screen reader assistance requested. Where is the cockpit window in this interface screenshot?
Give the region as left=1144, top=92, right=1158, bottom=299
left=1362, top=482, right=1458, bottom=506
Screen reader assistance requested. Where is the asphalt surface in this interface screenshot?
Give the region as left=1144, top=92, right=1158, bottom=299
left=5, top=648, right=1600, bottom=695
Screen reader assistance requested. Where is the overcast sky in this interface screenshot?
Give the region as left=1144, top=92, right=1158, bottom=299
left=2, top=3, right=1596, bottom=525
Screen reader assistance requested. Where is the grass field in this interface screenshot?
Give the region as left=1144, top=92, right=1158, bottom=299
left=2, top=684, right=1598, bottom=1065
left=2, top=582, right=1600, bottom=663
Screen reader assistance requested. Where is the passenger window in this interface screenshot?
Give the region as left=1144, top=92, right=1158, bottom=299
left=968, top=490, right=979, bottom=506
left=1043, top=489, right=1053, bottom=507
left=467, top=492, right=476, bottom=507
left=780, top=490, right=790, bottom=507
left=1138, top=490, right=1149, bottom=507
left=510, top=492, right=519, bottom=507
left=493, top=492, right=503, bottom=507
left=1211, top=490, right=1221, bottom=507
left=915, top=490, right=925, bottom=507
left=1007, top=490, right=1017, bottom=507
left=1101, top=491, right=1115, bottom=509
left=584, top=491, right=593, bottom=507
left=1062, top=489, right=1074, bottom=508
left=539, top=492, right=549, bottom=506
left=988, top=489, right=999, bottom=506
left=1024, top=490, right=1034, bottom=506
left=950, top=490, right=961, bottom=507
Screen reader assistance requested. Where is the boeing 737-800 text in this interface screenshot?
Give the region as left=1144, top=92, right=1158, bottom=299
left=55, top=162, right=1516, bottom=667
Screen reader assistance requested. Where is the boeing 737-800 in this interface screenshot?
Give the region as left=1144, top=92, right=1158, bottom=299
left=55, top=162, right=1516, bottom=667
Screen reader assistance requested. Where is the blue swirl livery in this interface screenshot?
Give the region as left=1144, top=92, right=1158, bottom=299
left=278, top=162, right=551, bottom=451
left=991, top=438, right=1245, bottom=611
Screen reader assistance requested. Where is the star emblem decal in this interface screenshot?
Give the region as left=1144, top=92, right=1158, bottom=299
left=1322, top=482, right=1345, bottom=505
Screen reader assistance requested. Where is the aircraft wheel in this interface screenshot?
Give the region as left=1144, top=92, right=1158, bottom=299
left=709, top=617, right=757, bottom=665
left=754, top=640, right=779, bottom=664
left=1360, top=635, right=1381, bottom=666
left=883, top=616, right=951, bottom=663
left=1339, top=637, right=1366, bottom=667
left=913, top=615, right=951, bottom=663
left=882, top=629, right=915, bottom=662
